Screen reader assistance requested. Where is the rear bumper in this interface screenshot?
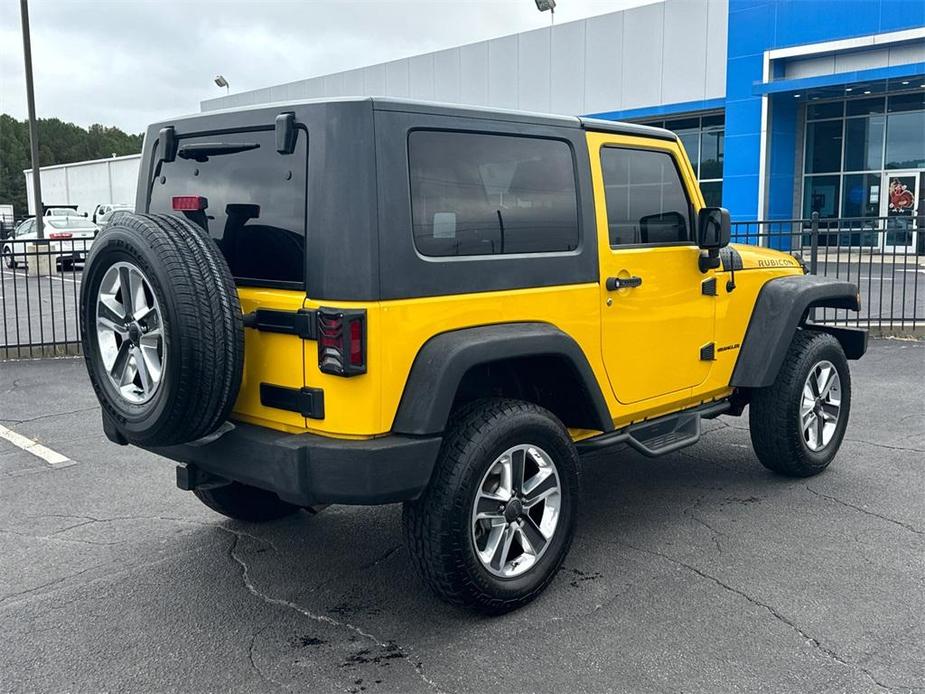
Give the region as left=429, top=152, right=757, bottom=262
left=112, top=418, right=443, bottom=506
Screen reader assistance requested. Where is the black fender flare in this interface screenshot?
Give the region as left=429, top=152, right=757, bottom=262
left=392, top=322, right=613, bottom=436
left=730, top=275, right=866, bottom=388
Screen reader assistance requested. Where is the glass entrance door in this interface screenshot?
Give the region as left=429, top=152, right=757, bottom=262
left=880, top=172, right=919, bottom=253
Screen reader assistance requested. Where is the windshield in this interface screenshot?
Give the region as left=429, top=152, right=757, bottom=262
left=47, top=217, right=97, bottom=230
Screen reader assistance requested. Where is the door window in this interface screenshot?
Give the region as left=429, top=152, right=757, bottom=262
left=600, top=147, right=692, bottom=247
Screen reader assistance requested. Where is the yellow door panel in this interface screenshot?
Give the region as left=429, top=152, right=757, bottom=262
left=233, top=288, right=307, bottom=432
left=602, top=246, right=715, bottom=403
left=587, top=131, right=717, bottom=406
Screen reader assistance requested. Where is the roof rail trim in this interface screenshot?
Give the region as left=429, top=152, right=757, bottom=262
left=579, top=117, right=679, bottom=142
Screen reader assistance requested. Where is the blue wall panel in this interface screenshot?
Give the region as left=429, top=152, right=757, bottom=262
left=723, top=0, right=925, bottom=222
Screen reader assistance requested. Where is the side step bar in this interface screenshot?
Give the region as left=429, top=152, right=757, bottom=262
left=576, top=400, right=730, bottom=458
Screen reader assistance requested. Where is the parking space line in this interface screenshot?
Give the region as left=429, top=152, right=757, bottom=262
left=0, top=424, right=75, bottom=468
left=1, top=270, right=81, bottom=285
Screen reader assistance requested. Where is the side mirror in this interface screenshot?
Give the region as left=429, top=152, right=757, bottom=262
left=697, top=207, right=730, bottom=250
left=697, top=207, right=730, bottom=273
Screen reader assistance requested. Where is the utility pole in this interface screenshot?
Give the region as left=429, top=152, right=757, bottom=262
left=20, top=0, right=44, bottom=239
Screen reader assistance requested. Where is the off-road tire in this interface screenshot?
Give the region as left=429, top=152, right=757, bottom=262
left=403, top=398, right=580, bottom=614
left=194, top=483, right=302, bottom=522
left=749, top=329, right=851, bottom=477
left=80, top=213, right=244, bottom=446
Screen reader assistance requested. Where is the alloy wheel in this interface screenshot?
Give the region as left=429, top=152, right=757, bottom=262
left=801, top=359, right=841, bottom=451
left=95, top=261, right=165, bottom=404
left=471, top=444, right=562, bottom=578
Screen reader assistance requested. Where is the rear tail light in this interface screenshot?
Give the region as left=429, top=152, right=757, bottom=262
left=47, top=232, right=72, bottom=240
left=317, top=308, right=366, bottom=376
left=171, top=195, right=208, bottom=211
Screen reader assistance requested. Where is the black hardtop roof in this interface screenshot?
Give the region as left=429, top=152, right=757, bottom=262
left=164, top=96, right=678, bottom=142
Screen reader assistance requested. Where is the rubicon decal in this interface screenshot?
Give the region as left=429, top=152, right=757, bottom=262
left=757, top=258, right=799, bottom=268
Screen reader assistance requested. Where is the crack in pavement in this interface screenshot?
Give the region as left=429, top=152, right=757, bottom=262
left=223, top=531, right=447, bottom=694
left=247, top=623, right=292, bottom=692
left=15, top=512, right=280, bottom=552
left=843, top=438, right=925, bottom=454
left=0, top=405, right=99, bottom=426
left=308, top=544, right=403, bottom=595
left=682, top=498, right=724, bottom=555
left=805, top=486, right=923, bottom=536
left=613, top=539, right=903, bottom=694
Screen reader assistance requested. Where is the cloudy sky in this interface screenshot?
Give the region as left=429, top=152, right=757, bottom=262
left=0, top=0, right=650, bottom=134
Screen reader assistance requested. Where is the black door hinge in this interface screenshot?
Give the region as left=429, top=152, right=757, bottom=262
left=700, top=342, right=716, bottom=361
left=243, top=308, right=317, bottom=340
left=260, top=383, right=325, bottom=419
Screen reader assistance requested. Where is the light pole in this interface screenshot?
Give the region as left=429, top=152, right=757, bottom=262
left=19, top=0, right=43, bottom=239
left=535, top=0, right=556, bottom=25
left=214, top=75, right=230, bottom=95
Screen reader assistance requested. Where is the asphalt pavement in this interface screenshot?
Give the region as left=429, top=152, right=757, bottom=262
left=0, top=339, right=923, bottom=693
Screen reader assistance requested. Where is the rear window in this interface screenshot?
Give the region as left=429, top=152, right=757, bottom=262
left=48, top=218, right=96, bottom=229
left=408, top=131, right=579, bottom=257
left=149, top=128, right=307, bottom=286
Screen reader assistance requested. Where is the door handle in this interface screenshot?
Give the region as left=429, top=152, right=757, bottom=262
left=606, top=276, right=643, bottom=291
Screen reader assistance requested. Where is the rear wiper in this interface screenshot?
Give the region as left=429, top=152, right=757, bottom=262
left=177, top=142, right=260, bottom=162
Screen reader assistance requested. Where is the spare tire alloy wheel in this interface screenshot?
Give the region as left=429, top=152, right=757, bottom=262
left=472, top=444, right=561, bottom=578
left=81, top=213, right=244, bottom=447
left=96, top=262, right=165, bottom=404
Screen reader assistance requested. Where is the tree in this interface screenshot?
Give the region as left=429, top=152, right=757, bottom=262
left=0, top=115, right=142, bottom=218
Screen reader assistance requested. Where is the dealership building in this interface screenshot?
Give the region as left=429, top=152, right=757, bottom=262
left=199, top=0, right=925, bottom=249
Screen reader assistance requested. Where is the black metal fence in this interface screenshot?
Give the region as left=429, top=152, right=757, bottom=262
left=1, top=237, right=90, bottom=359
left=730, top=213, right=923, bottom=332
left=1, top=215, right=922, bottom=359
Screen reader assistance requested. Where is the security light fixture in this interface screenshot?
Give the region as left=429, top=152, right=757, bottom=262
left=535, top=0, right=556, bottom=24
left=214, top=75, right=229, bottom=94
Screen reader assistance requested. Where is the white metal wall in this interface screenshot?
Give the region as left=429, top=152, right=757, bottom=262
left=201, top=0, right=728, bottom=116
left=24, top=155, right=140, bottom=216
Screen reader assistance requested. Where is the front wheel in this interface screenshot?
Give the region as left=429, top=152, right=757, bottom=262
left=403, top=399, right=580, bottom=614
left=3, top=247, right=16, bottom=269
left=749, top=329, right=851, bottom=477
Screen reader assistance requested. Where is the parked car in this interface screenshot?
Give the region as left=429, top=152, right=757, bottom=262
left=3, top=215, right=99, bottom=270
left=92, top=203, right=133, bottom=227
left=79, top=98, right=866, bottom=613
left=44, top=206, right=83, bottom=217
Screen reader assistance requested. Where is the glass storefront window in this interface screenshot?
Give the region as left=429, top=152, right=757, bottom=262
left=700, top=180, right=722, bottom=207
left=844, top=115, right=884, bottom=172
left=802, top=90, right=924, bottom=228
left=841, top=173, right=880, bottom=218
left=885, top=110, right=925, bottom=169
left=803, top=175, right=840, bottom=218
left=700, top=128, right=724, bottom=180
left=805, top=120, right=843, bottom=173
left=636, top=112, right=724, bottom=208
left=808, top=101, right=844, bottom=120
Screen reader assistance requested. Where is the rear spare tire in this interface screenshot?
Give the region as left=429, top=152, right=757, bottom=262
left=80, top=213, right=244, bottom=446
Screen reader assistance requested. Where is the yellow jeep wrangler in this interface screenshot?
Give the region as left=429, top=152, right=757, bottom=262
left=80, top=98, right=866, bottom=613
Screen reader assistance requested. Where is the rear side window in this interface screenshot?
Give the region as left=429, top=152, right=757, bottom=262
left=149, top=128, right=307, bottom=286
left=601, top=147, right=692, bottom=247
left=409, top=131, right=579, bottom=257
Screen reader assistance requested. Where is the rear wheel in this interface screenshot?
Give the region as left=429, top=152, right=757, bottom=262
left=403, top=399, right=579, bottom=614
left=194, top=483, right=302, bottom=522
left=749, top=330, right=851, bottom=477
